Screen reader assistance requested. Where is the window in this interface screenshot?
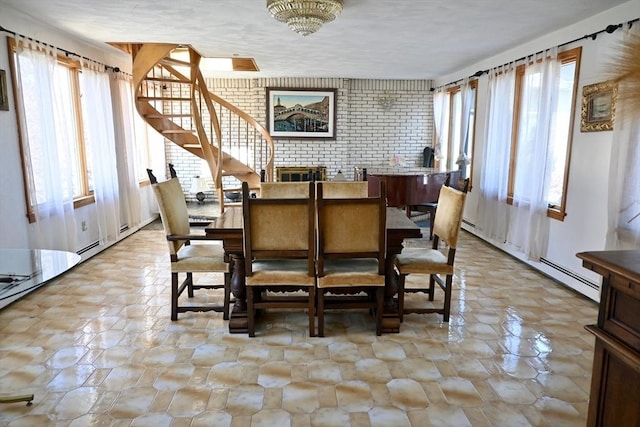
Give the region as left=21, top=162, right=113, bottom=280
left=8, top=38, right=94, bottom=222
left=437, top=80, right=477, bottom=184
left=508, top=47, right=581, bottom=220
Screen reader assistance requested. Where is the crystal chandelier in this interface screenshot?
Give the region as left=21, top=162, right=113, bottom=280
left=266, top=0, right=344, bottom=36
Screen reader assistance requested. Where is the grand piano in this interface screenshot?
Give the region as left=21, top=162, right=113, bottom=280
left=366, top=168, right=462, bottom=216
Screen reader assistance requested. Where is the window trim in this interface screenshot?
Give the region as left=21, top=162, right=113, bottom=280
left=506, top=46, right=582, bottom=221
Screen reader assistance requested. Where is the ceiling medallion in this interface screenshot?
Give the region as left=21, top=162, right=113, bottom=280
left=266, top=0, right=344, bottom=37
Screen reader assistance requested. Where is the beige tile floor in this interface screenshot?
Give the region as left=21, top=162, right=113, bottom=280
left=0, top=218, right=598, bottom=426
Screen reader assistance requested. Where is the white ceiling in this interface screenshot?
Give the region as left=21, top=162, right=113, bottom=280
left=0, top=0, right=629, bottom=79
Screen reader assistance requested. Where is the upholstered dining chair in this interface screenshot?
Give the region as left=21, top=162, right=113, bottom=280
left=260, top=181, right=311, bottom=199
left=242, top=181, right=316, bottom=337
left=394, top=185, right=467, bottom=322
left=151, top=175, right=231, bottom=321
left=315, top=182, right=387, bottom=336
left=413, top=176, right=468, bottom=240
left=316, top=181, right=369, bottom=198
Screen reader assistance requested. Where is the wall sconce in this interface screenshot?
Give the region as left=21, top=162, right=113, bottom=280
left=376, top=90, right=398, bottom=110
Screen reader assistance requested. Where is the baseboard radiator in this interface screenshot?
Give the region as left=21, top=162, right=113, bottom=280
left=539, top=257, right=600, bottom=291
left=77, top=241, right=100, bottom=255
left=461, top=219, right=600, bottom=292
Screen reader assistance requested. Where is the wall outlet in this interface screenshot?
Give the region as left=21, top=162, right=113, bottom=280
left=81, top=221, right=87, bottom=231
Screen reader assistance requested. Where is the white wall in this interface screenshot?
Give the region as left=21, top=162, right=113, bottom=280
left=0, top=6, right=158, bottom=258
left=436, top=0, right=640, bottom=301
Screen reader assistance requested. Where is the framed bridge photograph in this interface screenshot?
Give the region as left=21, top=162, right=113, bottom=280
left=266, top=88, right=336, bottom=139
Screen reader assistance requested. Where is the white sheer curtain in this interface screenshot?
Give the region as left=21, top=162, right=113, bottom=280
left=81, top=61, right=121, bottom=245
left=509, top=48, right=561, bottom=260
left=432, top=88, right=448, bottom=170
left=476, top=65, right=515, bottom=242
left=606, top=27, right=640, bottom=249
left=14, top=37, right=78, bottom=251
left=456, top=79, right=474, bottom=171
left=109, top=72, right=141, bottom=231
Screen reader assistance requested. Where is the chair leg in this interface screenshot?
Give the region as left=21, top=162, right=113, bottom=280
left=247, top=286, right=256, bottom=337
left=375, top=287, right=384, bottom=336
left=318, top=289, right=325, bottom=337
left=308, top=286, right=316, bottom=337
left=443, top=274, right=453, bottom=322
left=428, top=274, right=436, bottom=301
left=186, top=272, right=194, bottom=297
left=397, top=273, right=406, bottom=323
left=171, top=272, right=179, bottom=321
left=428, top=206, right=436, bottom=240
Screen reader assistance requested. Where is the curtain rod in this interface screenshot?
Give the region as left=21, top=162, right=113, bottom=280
left=433, top=17, right=639, bottom=92
left=0, top=24, right=125, bottom=73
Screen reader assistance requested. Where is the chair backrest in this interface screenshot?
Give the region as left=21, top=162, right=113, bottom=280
left=260, top=182, right=311, bottom=199
left=316, top=182, right=387, bottom=276
left=432, top=185, right=467, bottom=248
left=151, top=177, right=190, bottom=255
left=316, top=181, right=368, bottom=198
left=242, top=182, right=315, bottom=276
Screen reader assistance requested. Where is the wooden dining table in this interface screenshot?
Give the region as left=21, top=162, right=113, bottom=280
left=205, top=206, right=422, bottom=334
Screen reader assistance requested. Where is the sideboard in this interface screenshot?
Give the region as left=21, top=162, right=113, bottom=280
left=576, top=250, right=640, bottom=427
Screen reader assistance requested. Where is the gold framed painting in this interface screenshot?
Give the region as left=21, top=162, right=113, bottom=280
left=580, top=80, right=617, bottom=132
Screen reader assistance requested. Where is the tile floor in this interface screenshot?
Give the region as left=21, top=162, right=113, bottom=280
left=0, top=219, right=598, bottom=426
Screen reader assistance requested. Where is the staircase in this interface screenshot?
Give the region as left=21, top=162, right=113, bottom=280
left=131, top=43, right=274, bottom=213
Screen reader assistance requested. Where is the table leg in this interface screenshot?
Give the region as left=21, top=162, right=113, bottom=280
left=228, top=254, right=248, bottom=333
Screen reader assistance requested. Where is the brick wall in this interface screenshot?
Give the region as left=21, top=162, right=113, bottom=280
left=165, top=77, right=434, bottom=201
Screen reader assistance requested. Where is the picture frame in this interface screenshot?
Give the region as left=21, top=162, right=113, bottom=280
left=0, top=69, right=9, bottom=111
left=580, top=80, right=617, bottom=132
left=266, top=87, right=336, bottom=139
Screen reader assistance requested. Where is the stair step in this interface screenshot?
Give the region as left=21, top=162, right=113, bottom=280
left=161, top=129, right=195, bottom=134
left=183, top=144, right=202, bottom=149
left=144, top=76, right=191, bottom=84
left=160, top=57, right=191, bottom=67
left=145, top=114, right=193, bottom=119
left=138, top=96, right=191, bottom=102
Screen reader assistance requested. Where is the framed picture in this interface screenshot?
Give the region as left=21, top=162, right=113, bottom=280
left=580, top=80, right=617, bottom=132
left=266, top=87, right=336, bottom=139
left=0, top=69, right=8, bottom=111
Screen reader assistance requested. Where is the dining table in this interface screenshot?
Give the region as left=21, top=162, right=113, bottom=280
left=205, top=206, right=422, bottom=334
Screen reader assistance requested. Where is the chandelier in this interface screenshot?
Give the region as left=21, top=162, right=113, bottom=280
left=266, top=0, right=344, bottom=37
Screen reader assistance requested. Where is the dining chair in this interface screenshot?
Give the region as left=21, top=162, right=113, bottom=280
left=394, top=185, right=467, bottom=322
left=151, top=176, right=231, bottom=321
left=260, top=181, right=311, bottom=198
left=315, top=182, right=387, bottom=336
left=315, top=181, right=368, bottom=198
left=242, top=181, right=316, bottom=337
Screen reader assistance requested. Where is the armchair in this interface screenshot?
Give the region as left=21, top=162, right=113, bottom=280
left=151, top=177, right=231, bottom=320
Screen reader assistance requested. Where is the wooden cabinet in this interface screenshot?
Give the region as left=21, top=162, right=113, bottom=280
left=576, top=250, right=640, bottom=427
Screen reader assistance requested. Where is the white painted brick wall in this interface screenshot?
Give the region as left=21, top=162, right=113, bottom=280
left=165, top=78, right=434, bottom=195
